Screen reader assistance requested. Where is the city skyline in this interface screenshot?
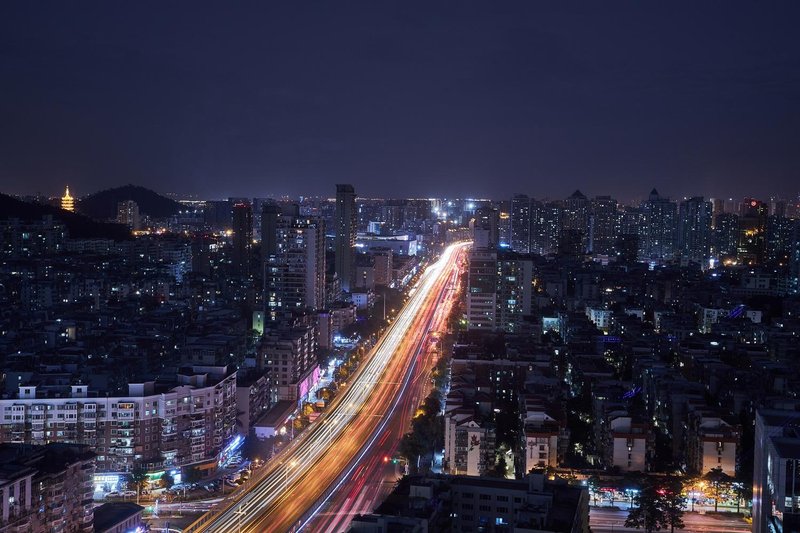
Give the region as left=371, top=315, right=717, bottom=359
left=13, top=182, right=800, bottom=206
left=2, top=3, right=800, bottom=532
left=2, top=2, right=799, bottom=200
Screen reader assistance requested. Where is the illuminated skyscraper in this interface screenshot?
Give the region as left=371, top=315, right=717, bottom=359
left=511, top=194, right=532, bottom=253
left=713, top=213, right=739, bottom=257
left=231, top=202, right=253, bottom=276
left=496, top=251, right=534, bottom=333
left=738, top=198, right=769, bottom=265
left=263, top=209, right=326, bottom=320
left=766, top=215, right=793, bottom=263
left=61, top=186, right=75, bottom=212
left=589, top=195, right=618, bottom=255
left=471, top=206, right=500, bottom=249
left=466, top=249, right=497, bottom=330
left=530, top=201, right=561, bottom=255
left=335, top=184, right=357, bottom=293
left=677, top=196, right=713, bottom=263
left=639, top=189, right=677, bottom=261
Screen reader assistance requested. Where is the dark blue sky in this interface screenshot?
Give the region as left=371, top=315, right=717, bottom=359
left=1, top=1, right=798, bottom=201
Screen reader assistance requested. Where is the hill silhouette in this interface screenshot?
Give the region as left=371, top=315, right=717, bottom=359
left=0, top=193, right=132, bottom=240
left=79, top=185, right=182, bottom=220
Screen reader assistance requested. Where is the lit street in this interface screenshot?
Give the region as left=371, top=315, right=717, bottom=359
left=306, top=244, right=465, bottom=532
left=185, top=242, right=469, bottom=532
left=590, top=508, right=751, bottom=533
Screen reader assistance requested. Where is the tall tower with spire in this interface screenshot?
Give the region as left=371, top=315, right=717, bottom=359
left=61, top=186, right=75, bottom=212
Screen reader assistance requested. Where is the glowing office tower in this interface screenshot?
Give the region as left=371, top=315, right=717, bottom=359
left=335, top=184, right=357, bottom=293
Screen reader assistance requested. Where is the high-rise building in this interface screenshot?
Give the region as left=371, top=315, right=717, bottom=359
left=511, top=194, right=532, bottom=253
left=530, top=201, right=561, bottom=255
left=639, top=189, right=677, bottom=261
left=466, top=249, right=497, bottom=330
left=562, top=190, right=589, bottom=252
left=677, top=196, right=713, bottom=263
left=589, top=196, right=618, bottom=255
left=498, top=209, right=511, bottom=248
left=259, top=317, right=318, bottom=402
left=0, top=368, right=237, bottom=474
left=334, top=184, right=357, bottom=293
left=372, top=248, right=393, bottom=287
left=713, top=213, right=739, bottom=258
left=471, top=206, right=499, bottom=249
left=738, top=198, right=769, bottom=265
left=267, top=214, right=326, bottom=315
left=496, top=251, right=534, bottom=333
left=116, top=200, right=141, bottom=230
left=260, top=204, right=281, bottom=265
left=752, top=409, right=800, bottom=533
left=231, top=202, right=253, bottom=276
left=766, top=215, right=793, bottom=263
left=251, top=197, right=271, bottom=240
left=61, top=185, right=75, bottom=212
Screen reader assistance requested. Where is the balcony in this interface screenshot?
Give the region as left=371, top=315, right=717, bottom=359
left=112, top=447, right=134, bottom=456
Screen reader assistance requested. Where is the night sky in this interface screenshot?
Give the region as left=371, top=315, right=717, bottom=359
left=1, top=2, right=799, bottom=201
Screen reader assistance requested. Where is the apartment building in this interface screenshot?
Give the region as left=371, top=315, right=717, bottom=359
left=0, top=443, right=95, bottom=533
left=686, top=408, right=739, bottom=476
left=259, top=320, right=319, bottom=403
left=521, top=395, right=568, bottom=471
left=0, top=366, right=237, bottom=475
left=444, top=409, right=496, bottom=477
left=605, top=416, right=649, bottom=472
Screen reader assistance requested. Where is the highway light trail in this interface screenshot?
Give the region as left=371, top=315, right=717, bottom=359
left=186, top=242, right=469, bottom=532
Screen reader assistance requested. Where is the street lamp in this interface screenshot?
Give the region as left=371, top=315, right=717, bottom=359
left=690, top=480, right=707, bottom=512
